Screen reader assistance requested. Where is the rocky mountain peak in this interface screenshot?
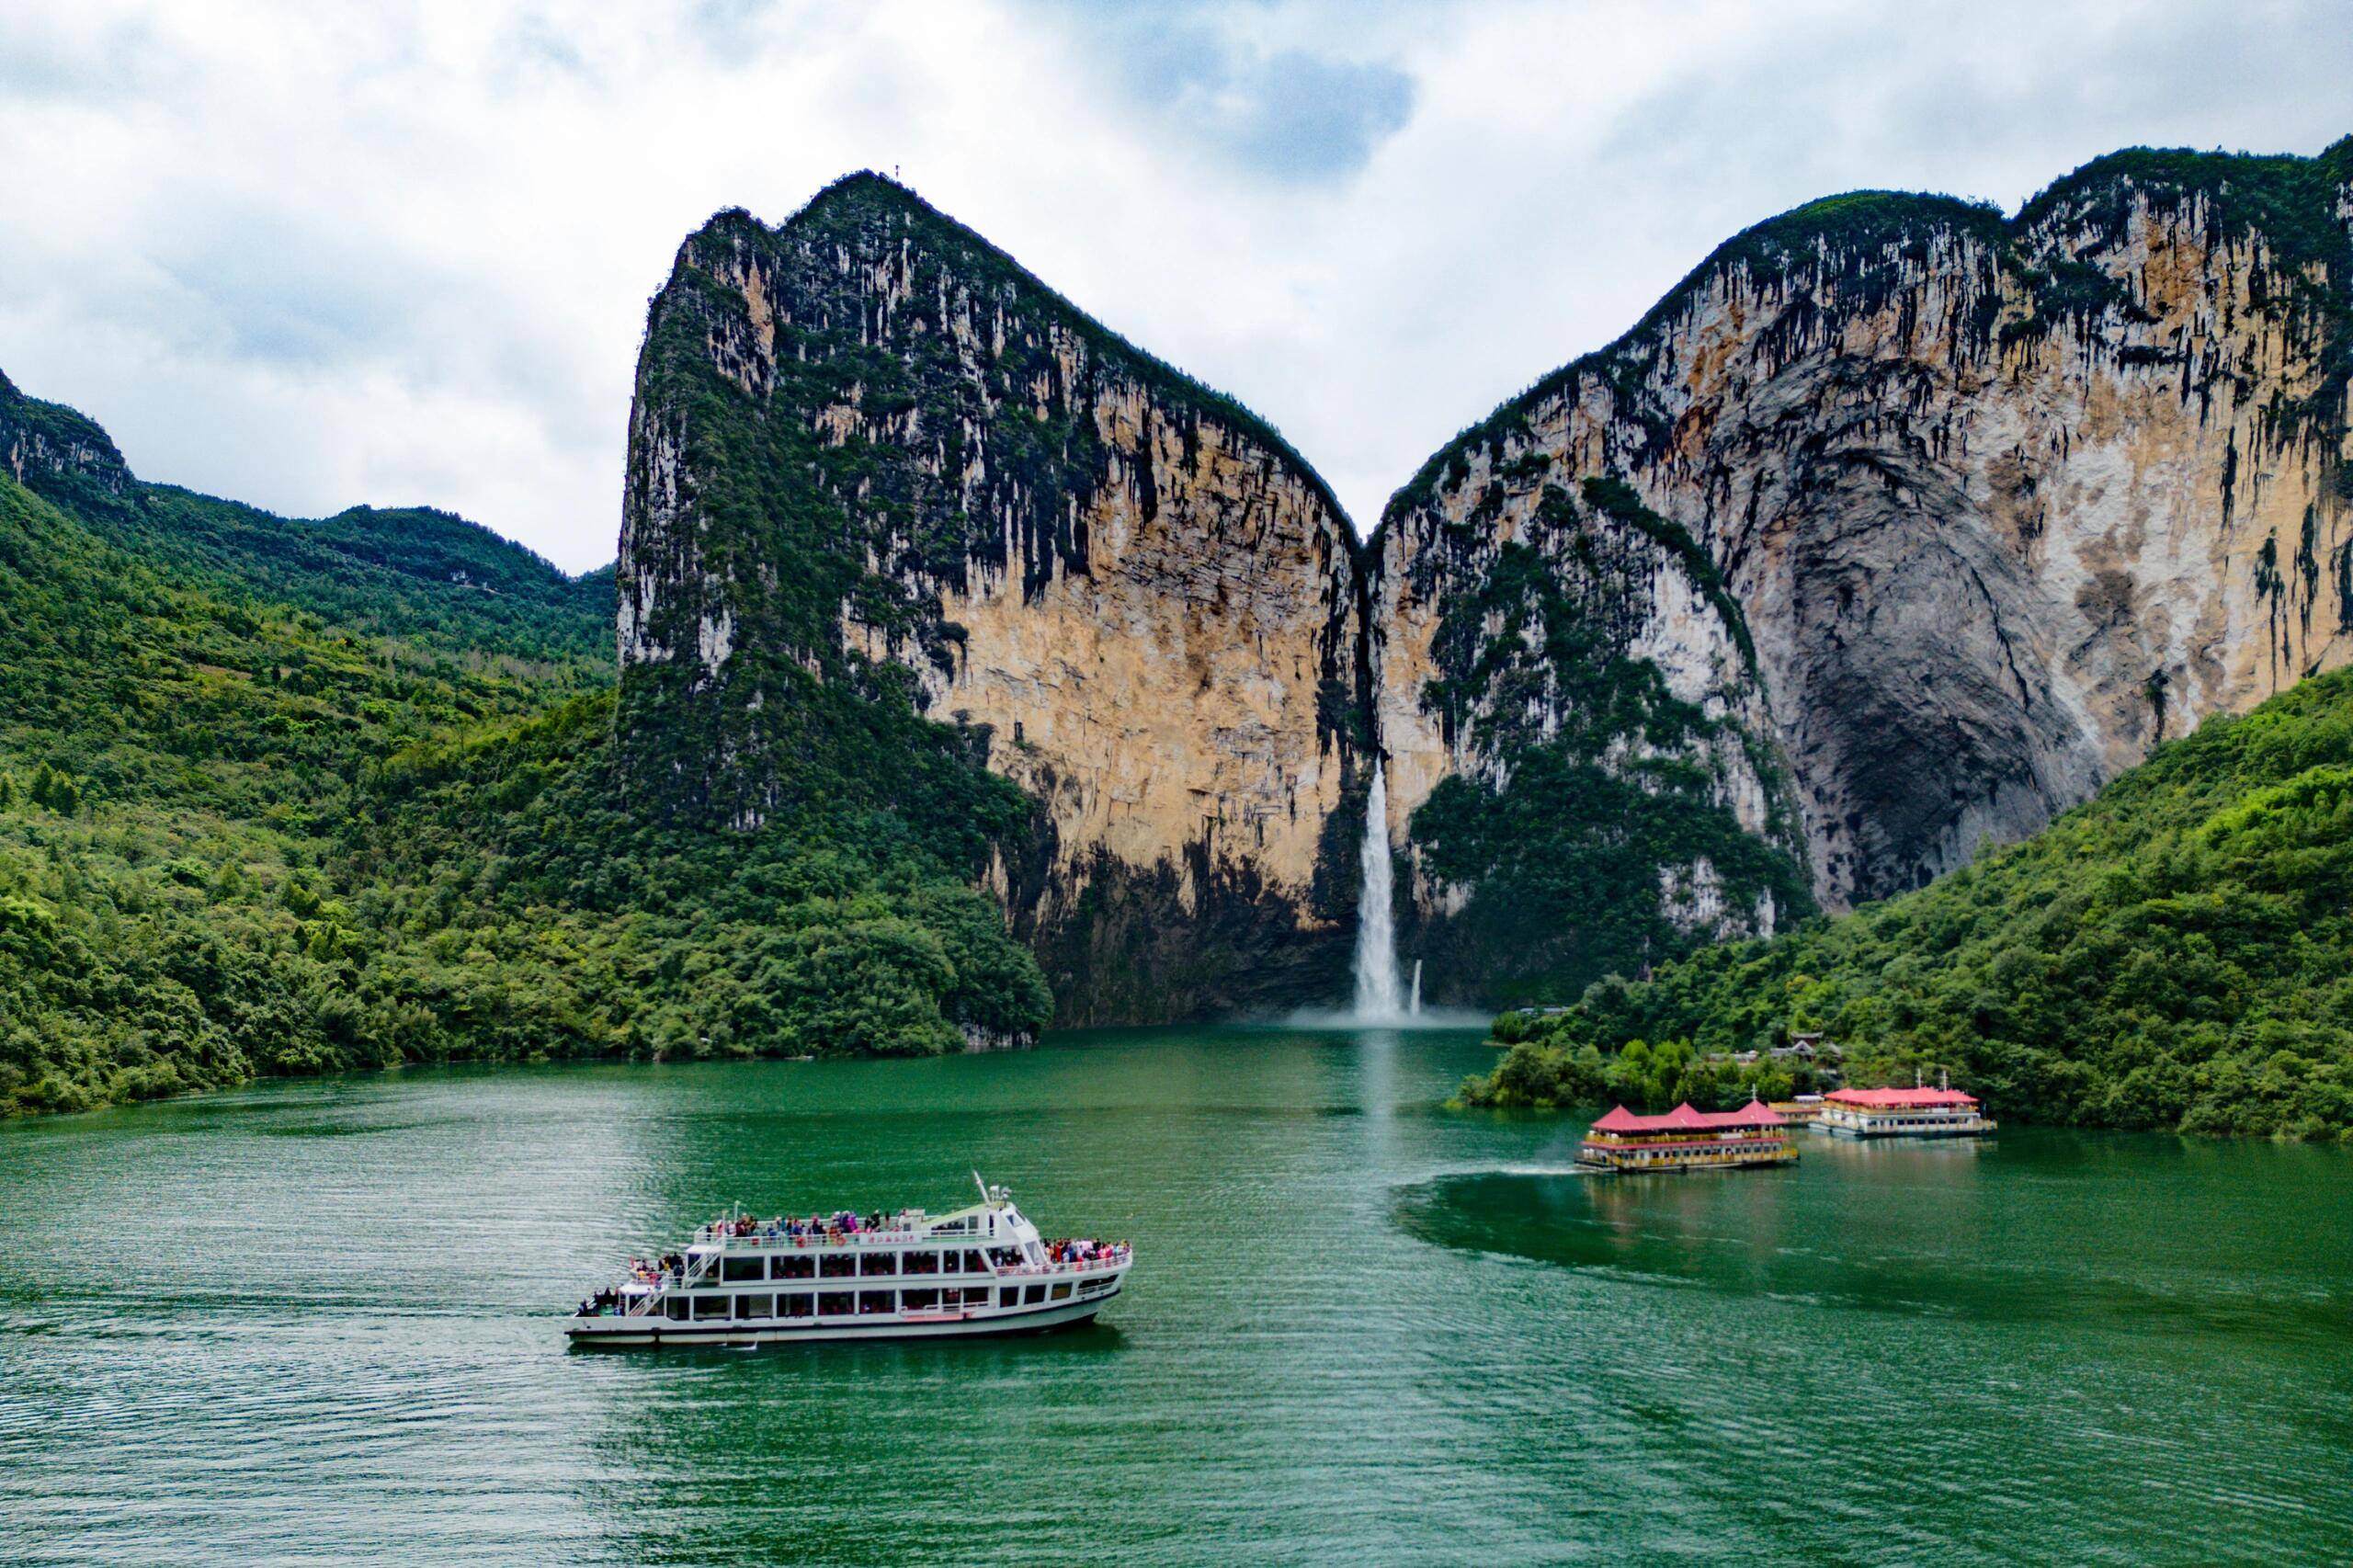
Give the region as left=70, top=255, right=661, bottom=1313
left=1375, top=139, right=2351, bottom=1003
left=616, top=178, right=1370, bottom=1022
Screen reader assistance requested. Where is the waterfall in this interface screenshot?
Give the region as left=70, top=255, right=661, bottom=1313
left=1410, top=959, right=1423, bottom=1017
left=1352, top=763, right=1404, bottom=1020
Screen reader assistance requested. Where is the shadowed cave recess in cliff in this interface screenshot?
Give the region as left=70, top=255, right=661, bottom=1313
left=612, top=137, right=2353, bottom=1026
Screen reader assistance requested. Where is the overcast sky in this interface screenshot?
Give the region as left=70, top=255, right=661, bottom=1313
left=2, top=1, right=2346, bottom=572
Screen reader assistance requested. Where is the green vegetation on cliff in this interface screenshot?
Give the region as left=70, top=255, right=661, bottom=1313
left=1460, top=667, right=2353, bottom=1139
left=1404, top=477, right=1812, bottom=1006
left=0, top=371, right=1049, bottom=1118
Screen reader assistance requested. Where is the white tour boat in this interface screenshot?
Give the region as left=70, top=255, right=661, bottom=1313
left=568, top=1176, right=1131, bottom=1346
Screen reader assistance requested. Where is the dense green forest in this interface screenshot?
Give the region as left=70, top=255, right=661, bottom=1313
left=0, top=374, right=1050, bottom=1117
left=2, top=367, right=613, bottom=669
left=1460, top=668, right=2353, bottom=1140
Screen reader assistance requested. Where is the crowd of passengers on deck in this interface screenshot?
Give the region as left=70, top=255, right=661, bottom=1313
left=714, top=1210, right=911, bottom=1241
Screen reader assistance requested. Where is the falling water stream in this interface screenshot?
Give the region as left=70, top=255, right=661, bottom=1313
left=1352, top=763, right=1404, bottom=1019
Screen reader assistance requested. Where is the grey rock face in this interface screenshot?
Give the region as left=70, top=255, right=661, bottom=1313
left=1383, top=148, right=2353, bottom=917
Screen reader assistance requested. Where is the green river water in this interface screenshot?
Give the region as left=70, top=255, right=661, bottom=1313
left=1, top=1025, right=2348, bottom=1565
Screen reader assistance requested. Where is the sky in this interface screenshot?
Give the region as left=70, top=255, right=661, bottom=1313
left=1, top=2, right=2347, bottom=573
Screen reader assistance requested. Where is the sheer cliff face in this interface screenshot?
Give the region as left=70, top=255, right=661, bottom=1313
left=1380, top=144, right=2353, bottom=979
left=620, top=144, right=2351, bottom=1020
left=616, top=177, right=1364, bottom=1024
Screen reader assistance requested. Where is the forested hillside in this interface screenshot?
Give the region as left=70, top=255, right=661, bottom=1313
left=0, top=371, right=1049, bottom=1117
left=1461, top=668, right=2353, bottom=1139
left=2, top=369, right=612, bottom=668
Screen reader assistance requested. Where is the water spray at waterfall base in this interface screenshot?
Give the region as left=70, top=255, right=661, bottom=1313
left=1267, top=761, right=1481, bottom=1030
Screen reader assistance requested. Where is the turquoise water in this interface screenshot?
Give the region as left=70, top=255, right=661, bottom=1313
left=1, top=1026, right=2348, bottom=1564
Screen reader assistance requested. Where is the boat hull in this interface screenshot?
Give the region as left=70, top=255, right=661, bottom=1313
left=566, top=1288, right=1119, bottom=1348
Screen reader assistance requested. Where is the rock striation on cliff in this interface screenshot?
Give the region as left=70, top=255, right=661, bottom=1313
left=1376, top=140, right=2353, bottom=1003
left=615, top=176, right=1369, bottom=1023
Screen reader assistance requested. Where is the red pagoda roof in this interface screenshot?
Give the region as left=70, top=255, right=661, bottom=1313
left=1587, top=1099, right=1788, bottom=1134
left=1824, top=1086, right=1978, bottom=1109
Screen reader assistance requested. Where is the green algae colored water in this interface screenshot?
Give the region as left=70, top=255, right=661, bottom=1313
left=2, top=1026, right=2348, bottom=1565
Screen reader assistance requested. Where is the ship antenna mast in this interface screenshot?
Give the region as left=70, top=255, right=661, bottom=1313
left=973, top=1169, right=990, bottom=1207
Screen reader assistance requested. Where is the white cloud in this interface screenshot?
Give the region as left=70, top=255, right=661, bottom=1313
left=0, top=0, right=2343, bottom=571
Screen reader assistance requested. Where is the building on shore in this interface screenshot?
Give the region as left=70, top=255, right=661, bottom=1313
left=1813, top=1086, right=1995, bottom=1140
left=1577, top=1101, right=1798, bottom=1173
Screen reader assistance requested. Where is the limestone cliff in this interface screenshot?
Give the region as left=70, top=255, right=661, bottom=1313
left=615, top=176, right=1367, bottom=1023
left=620, top=142, right=2352, bottom=1022
left=1378, top=141, right=2353, bottom=1003
left=0, top=369, right=133, bottom=517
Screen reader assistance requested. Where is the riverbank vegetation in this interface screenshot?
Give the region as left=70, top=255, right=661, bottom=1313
left=1460, top=667, right=2353, bottom=1140
left=0, top=394, right=1049, bottom=1117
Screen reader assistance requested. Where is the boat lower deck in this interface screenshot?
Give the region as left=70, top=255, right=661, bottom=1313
left=568, top=1289, right=1118, bottom=1346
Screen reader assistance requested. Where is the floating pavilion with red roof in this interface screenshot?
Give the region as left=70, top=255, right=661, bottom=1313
left=1814, top=1085, right=1995, bottom=1140
left=1577, top=1100, right=1799, bottom=1173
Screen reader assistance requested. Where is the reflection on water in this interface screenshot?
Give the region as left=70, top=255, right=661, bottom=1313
left=1394, top=1134, right=2353, bottom=1345
left=2, top=1032, right=2349, bottom=1565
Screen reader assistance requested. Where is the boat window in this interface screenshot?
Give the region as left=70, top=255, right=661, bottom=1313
left=781, top=1292, right=814, bottom=1318
left=859, top=1252, right=899, bottom=1277
left=997, top=1288, right=1017, bottom=1309
left=692, top=1295, right=730, bottom=1321
left=1050, top=1282, right=1073, bottom=1301
left=817, top=1291, right=856, bottom=1317
left=819, top=1254, right=857, bottom=1278
left=857, top=1290, right=895, bottom=1315
left=1023, top=1284, right=1046, bottom=1305
left=721, top=1256, right=766, bottom=1283
left=987, top=1247, right=1022, bottom=1269
left=903, top=1251, right=939, bottom=1275
left=938, top=1251, right=961, bottom=1274
left=901, top=1288, right=939, bottom=1311
left=736, top=1293, right=773, bottom=1321
left=964, top=1250, right=987, bottom=1274
left=770, top=1255, right=815, bottom=1280
left=665, top=1296, right=690, bottom=1321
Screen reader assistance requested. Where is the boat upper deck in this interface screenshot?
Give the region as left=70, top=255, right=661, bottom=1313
left=693, top=1195, right=1037, bottom=1253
